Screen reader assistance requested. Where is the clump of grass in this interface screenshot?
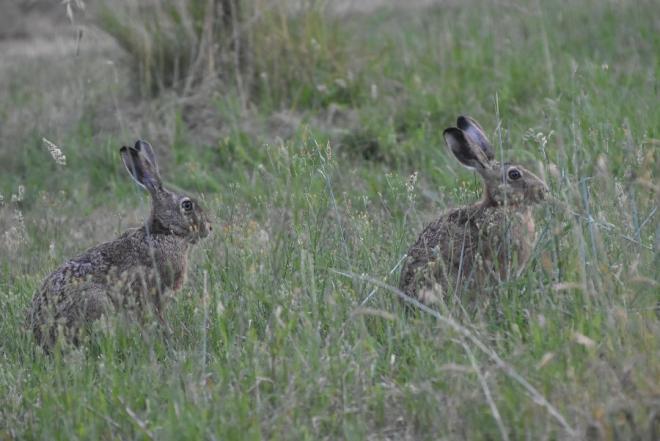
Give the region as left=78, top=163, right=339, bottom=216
left=97, top=0, right=226, bottom=96
left=97, top=0, right=362, bottom=109
left=247, top=1, right=363, bottom=110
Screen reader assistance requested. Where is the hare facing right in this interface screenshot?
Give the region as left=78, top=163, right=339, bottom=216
left=399, top=116, right=548, bottom=306
left=27, top=140, right=212, bottom=351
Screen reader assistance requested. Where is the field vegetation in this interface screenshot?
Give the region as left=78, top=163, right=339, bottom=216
left=0, top=0, right=658, bottom=439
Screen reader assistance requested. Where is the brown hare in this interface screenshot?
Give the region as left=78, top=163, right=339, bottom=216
left=399, top=116, right=548, bottom=306
left=27, top=140, right=212, bottom=350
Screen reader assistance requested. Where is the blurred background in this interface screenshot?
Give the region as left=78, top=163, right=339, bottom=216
left=0, top=1, right=658, bottom=439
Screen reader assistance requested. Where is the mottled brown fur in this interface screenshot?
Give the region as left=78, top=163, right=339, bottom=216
left=399, top=116, right=547, bottom=306
left=27, top=140, right=211, bottom=350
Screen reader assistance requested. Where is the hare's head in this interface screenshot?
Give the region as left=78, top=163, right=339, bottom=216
left=443, top=116, right=548, bottom=207
left=120, top=140, right=212, bottom=243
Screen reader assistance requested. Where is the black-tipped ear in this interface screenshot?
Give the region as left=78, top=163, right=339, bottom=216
left=457, top=115, right=494, bottom=160
left=134, top=140, right=159, bottom=174
left=443, top=127, right=487, bottom=170
left=120, top=145, right=162, bottom=193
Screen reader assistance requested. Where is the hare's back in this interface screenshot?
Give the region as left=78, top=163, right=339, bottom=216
left=407, top=206, right=478, bottom=260
left=34, top=228, right=148, bottom=301
left=399, top=208, right=473, bottom=293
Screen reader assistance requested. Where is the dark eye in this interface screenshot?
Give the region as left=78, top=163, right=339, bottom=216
left=181, top=199, right=193, bottom=212
left=508, top=168, right=522, bottom=180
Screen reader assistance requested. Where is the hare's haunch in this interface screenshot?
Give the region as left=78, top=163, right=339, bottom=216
left=399, top=116, right=548, bottom=306
left=27, top=140, right=212, bottom=350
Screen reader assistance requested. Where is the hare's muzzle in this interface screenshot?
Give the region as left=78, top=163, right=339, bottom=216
left=536, top=182, right=550, bottom=202
left=199, top=220, right=212, bottom=239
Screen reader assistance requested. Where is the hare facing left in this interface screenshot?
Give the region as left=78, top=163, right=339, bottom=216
left=27, top=140, right=212, bottom=350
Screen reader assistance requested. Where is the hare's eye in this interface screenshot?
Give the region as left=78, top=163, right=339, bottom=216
left=181, top=199, right=194, bottom=212
left=507, top=169, right=522, bottom=180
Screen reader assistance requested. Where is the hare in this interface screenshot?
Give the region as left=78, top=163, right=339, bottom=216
left=399, top=116, right=548, bottom=307
left=27, top=140, right=212, bottom=350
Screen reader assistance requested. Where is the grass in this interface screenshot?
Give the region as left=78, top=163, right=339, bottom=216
left=1, top=0, right=658, bottom=439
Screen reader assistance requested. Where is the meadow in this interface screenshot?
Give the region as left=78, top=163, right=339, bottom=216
left=0, top=0, right=658, bottom=439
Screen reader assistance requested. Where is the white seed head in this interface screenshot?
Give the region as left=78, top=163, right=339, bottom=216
left=43, top=137, right=67, bottom=166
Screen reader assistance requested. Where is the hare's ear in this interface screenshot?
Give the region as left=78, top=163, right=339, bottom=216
left=120, top=145, right=162, bottom=193
left=134, top=140, right=159, bottom=175
left=443, top=127, right=488, bottom=170
left=457, top=115, right=494, bottom=160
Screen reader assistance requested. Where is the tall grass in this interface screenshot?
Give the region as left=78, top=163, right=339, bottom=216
left=246, top=1, right=362, bottom=110
left=1, top=0, right=658, bottom=439
left=98, top=0, right=233, bottom=96
left=97, top=0, right=360, bottom=109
